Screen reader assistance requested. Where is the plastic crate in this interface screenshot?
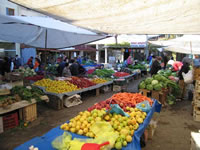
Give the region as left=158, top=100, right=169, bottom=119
left=3, top=111, right=19, bottom=130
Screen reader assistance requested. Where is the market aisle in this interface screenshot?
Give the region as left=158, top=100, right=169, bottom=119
left=143, top=100, right=200, bottom=150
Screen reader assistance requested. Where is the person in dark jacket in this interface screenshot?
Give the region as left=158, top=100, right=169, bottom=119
left=69, top=59, right=79, bottom=76
left=1, top=57, right=11, bottom=76
left=178, top=62, right=190, bottom=99
left=150, top=56, right=162, bottom=76
left=162, top=53, right=168, bottom=70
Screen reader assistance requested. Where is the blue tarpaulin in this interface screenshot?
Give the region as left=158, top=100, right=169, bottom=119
left=14, top=100, right=161, bottom=150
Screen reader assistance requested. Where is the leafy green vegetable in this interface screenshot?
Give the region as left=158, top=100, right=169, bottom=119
left=146, top=84, right=153, bottom=90
left=145, top=77, right=153, bottom=85
left=153, top=83, right=162, bottom=91
left=152, top=80, right=159, bottom=85
left=139, top=81, right=146, bottom=89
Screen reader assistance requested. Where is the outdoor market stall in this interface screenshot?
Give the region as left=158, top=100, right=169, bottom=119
left=14, top=93, right=161, bottom=150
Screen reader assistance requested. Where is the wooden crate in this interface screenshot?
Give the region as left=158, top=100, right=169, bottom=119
left=22, top=103, right=37, bottom=122
left=151, top=90, right=161, bottom=101
left=0, top=117, right=3, bottom=134
left=139, top=89, right=151, bottom=97
left=47, top=95, right=63, bottom=110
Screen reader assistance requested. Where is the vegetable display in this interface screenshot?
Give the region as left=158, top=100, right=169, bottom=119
left=34, top=79, right=79, bottom=94
left=24, top=75, right=44, bottom=81
left=92, top=78, right=108, bottom=84
left=158, top=69, right=177, bottom=78
left=128, top=64, right=146, bottom=70
left=68, top=77, right=96, bottom=88
left=111, top=93, right=153, bottom=106
left=113, top=72, right=130, bottom=77
left=11, top=86, right=44, bottom=102
left=93, top=69, right=115, bottom=78
left=16, top=67, right=36, bottom=77
left=45, top=64, right=58, bottom=75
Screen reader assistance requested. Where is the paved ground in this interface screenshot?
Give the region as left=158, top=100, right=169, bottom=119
left=0, top=78, right=200, bottom=150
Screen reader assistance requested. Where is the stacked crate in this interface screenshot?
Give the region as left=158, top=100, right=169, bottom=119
left=193, top=80, right=200, bottom=122
left=194, top=67, right=200, bottom=80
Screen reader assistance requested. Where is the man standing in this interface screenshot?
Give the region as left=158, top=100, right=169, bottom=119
left=14, top=55, right=21, bottom=69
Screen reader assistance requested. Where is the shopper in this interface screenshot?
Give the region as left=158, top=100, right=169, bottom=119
left=14, top=55, right=21, bottom=69
left=62, top=63, right=71, bottom=77
left=78, top=62, right=86, bottom=76
left=34, top=58, right=40, bottom=72
left=150, top=56, right=162, bottom=76
left=178, top=62, right=190, bottom=99
left=10, top=57, right=15, bottom=72
left=57, top=58, right=66, bottom=76
left=69, top=59, right=79, bottom=76
left=1, top=57, right=11, bottom=76
left=27, top=56, right=34, bottom=69
left=162, top=53, right=168, bottom=70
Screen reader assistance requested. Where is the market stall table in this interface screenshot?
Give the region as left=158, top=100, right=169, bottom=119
left=14, top=100, right=161, bottom=150
left=35, top=81, right=113, bottom=110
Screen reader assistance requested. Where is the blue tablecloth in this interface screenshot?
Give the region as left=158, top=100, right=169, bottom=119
left=15, top=100, right=161, bottom=150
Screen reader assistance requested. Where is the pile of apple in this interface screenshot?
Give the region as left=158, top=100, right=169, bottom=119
left=60, top=107, right=147, bottom=150
left=87, top=99, right=135, bottom=112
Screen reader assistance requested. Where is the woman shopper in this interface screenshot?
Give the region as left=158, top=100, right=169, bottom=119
left=178, top=62, right=190, bottom=100
left=34, top=58, right=40, bottom=72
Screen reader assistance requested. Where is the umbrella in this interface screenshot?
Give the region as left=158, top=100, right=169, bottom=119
left=0, top=14, right=107, bottom=49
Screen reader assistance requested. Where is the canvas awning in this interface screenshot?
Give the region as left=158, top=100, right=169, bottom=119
left=0, top=14, right=107, bottom=49
left=149, top=35, right=200, bottom=54
left=10, top=0, right=200, bottom=34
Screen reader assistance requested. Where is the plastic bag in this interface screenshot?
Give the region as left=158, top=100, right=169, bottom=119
left=52, top=132, right=72, bottom=150
left=109, top=104, right=129, bottom=117
left=182, top=70, right=193, bottom=84
left=136, top=101, right=151, bottom=113
left=90, top=121, right=119, bottom=150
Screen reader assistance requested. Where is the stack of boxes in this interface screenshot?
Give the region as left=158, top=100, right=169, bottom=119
left=193, top=80, right=200, bottom=122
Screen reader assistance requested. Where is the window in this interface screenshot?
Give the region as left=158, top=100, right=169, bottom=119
left=6, top=8, right=15, bottom=16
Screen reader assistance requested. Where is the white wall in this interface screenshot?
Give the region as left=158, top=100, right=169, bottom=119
left=0, top=0, right=19, bottom=15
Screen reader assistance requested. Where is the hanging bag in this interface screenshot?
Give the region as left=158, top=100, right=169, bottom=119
left=182, top=70, right=193, bottom=84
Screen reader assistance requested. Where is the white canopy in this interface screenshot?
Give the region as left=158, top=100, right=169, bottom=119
left=149, top=35, right=200, bottom=54
left=0, top=15, right=106, bottom=48
left=10, top=0, right=200, bottom=34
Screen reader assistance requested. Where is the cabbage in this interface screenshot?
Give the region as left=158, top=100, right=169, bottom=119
left=146, top=84, right=153, bottom=90
left=145, top=77, right=153, bottom=84
left=139, top=81, right=146, bottom=89
left=153, top=84, right=162, bottom=91
left=152, top=80, right=159, bottom=85
left=154, top=74, right=163, bottom=81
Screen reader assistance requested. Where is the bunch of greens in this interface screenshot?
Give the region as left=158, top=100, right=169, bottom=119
left=93, top=69, right=115, bottom=78
left=46, top=64, right=58, bottom=75
left=11, top=86, right=44, bottom=102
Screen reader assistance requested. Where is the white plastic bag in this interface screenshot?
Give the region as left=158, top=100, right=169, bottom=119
left=182, top=70, right=193, bottom=84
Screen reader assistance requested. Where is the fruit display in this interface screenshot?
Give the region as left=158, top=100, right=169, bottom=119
left=113, top=72, right=130, bottom=78
left=34, top=79, right=80, bottom=94
left=24, top=75, right=44, bottom=81
left=60, top=107, right=147, bottom=149
left=68, top=77, right=96, bottom=88
left=92, top=78, right=108, bottom=84
left=87, top=99, right=134, bottom=112
left=93, top=69, right=115, bottom=78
